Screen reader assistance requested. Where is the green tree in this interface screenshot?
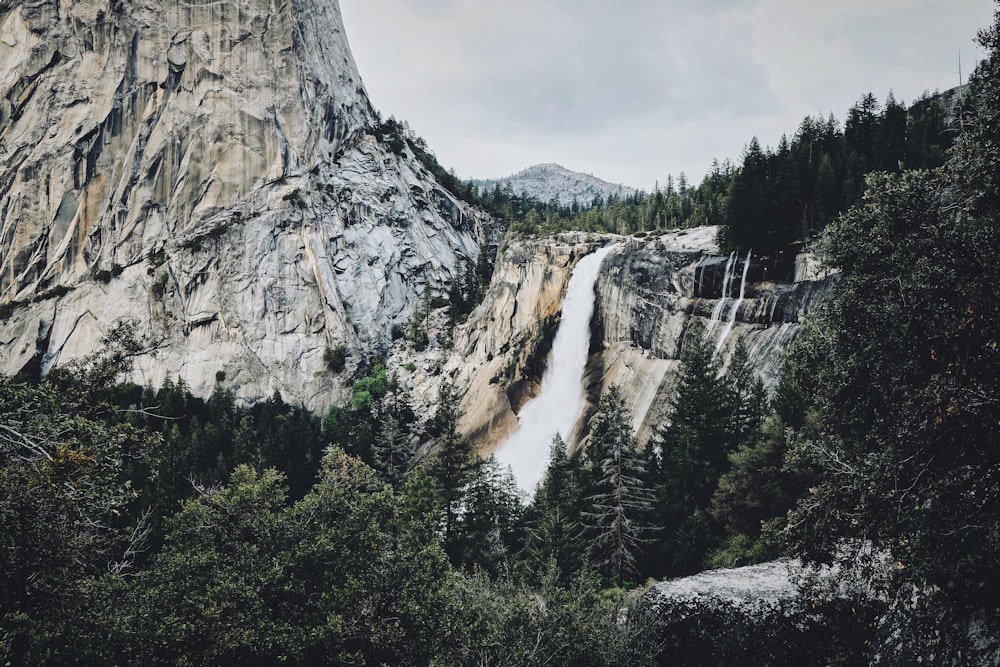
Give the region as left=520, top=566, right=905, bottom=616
left=722, top=137, right=772, bottom=250
left=0, top=329, right=157, bottom=665
left=521, top=435, right=588, bottom=583
left=583, top=386, right=655, bottom=585
left=427, top=382, right=481, bottom=561
left=452, top=458, right=524, bottom=577
left=648, top=322, right=734, bottom=576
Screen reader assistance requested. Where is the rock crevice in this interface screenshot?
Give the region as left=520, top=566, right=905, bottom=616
left=0, top=0, right=491, bottom=411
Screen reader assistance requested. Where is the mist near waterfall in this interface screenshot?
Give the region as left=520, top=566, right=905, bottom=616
left=495, top=245, right=616, bottom=495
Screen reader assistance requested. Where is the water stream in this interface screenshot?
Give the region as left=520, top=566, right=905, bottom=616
left=715, top=250, right=752, bottom=354
left=495, top=245, right=616, bottom=495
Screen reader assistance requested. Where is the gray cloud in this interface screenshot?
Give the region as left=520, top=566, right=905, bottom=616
left=340, top=0, right=995, bottom=187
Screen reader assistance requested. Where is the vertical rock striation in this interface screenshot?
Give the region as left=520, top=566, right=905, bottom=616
left=593, top=229, right=833, bottom=445
left=0, top=0, right=489, bottom=409
left=441, top=227, right=832, bottom=453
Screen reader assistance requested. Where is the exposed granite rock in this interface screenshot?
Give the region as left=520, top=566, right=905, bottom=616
left=438, top=226, right=833, bottom=454
left=591, top=228, right=835, bottom=447
left=639, top=559, right=881, bottom=666
left=640, top=557, right=1000, bottom=666
left=0, top=0, right=489, bottom=410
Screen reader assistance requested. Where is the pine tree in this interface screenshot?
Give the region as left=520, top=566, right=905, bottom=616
left=426, top=382, right=479, bottom=560
left=649, top=322, right=735, bottom=576
left=724, top=339, right=768, bottom=447
left=583, top=386, right=655, bottom=584
left=454, top=457, right=524, bottom=577
left=522, top=435, right=588, bottom=583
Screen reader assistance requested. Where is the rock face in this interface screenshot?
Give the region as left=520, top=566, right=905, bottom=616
left=640, top=557, right=1000, bottom=666
left=443, top=227, right=832, bottom=454
left=0, top=0, right=488, bottom=409
left=639, top=559, right=881, bottom=665
left=592, top=229, right=834, bottom=446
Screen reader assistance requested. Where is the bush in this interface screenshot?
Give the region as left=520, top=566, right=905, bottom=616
left=324, top=344, right=347, bottom=373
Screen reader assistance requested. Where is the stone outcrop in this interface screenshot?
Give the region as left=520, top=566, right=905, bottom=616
left=638, top=558, right=882, bottom=665
left=591, top=229, right=834, bottom=446
left=440, top=226, right=832, bottom=454
left=639, top=556, right=1000, bottom=666
left=0, top=0, right=489, bottom=410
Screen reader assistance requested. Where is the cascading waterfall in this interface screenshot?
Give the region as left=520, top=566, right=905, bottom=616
left=495, top=245, right=616, bottom=495
left=715, top=250, right=752, bottom=353
left=705, top=252, right=737, bottom=336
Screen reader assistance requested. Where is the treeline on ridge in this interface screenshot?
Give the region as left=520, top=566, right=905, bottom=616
left=469, top=87, right=964, bottom=250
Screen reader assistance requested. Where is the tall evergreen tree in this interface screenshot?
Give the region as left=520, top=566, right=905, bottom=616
left=427, top=382, right=480, bottom=560
left=583, top=386, right=655, bottom=585
left=521, top=435, right=588, bottom=583
left=648, top=322, right=735, bottom=576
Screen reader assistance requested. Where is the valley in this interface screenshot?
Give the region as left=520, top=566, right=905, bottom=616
left=1, top=1, right=998, bottom=665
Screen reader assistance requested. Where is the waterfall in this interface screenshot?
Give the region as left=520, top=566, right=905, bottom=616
left=715, top=250, right=752, bottom=354
left=495, top=245, right=616, bottom=495
left=706, top=252, right=737, bottom=335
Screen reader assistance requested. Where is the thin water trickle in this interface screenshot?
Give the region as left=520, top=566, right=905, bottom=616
left=706, top=252, right=737, bottom=335
left=495, top=245, right=616, bottom=495
left=715, top=250, right=752, bottom=354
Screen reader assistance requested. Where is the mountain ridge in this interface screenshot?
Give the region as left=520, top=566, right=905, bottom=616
left=473, top=163, right=636, bottom=206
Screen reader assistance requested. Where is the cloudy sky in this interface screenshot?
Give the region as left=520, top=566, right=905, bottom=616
left=340, top=1, right=996, bottom=189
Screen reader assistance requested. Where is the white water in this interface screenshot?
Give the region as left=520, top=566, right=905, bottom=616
left=715, top=250, right=752, bottom=354
left=495, top=245, right=616, bottom=495
left=706, top=252, right=736, bottom=336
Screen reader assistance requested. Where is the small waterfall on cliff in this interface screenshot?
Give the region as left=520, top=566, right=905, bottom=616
left=715, top=250, right=752, bottom=353
left=496, top=245, right=616, bottom=494
left=706, top=252, right=737, bottom=335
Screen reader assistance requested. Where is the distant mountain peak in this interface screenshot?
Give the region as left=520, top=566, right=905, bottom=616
left=474, top=164, right=636, bottom=207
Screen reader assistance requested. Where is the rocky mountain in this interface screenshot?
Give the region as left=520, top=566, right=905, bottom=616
left=0, top=0, right=826, bottom=440
left=392, top=228, right=832, bottom=454
left=473, top=163, right=636, bottom=206
left=0, top=0, right=491, bottom=410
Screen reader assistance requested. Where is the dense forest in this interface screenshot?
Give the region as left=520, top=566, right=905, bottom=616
left=3, top=7, right=1000, bottom=666
left=477, top=86, right=964, bottom=251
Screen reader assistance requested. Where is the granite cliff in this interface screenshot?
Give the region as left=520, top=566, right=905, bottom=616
left=433, top=227, right=833, bottom=454
left=0, top=0, right=489, bottom=409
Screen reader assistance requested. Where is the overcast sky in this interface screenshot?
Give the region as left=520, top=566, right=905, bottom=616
left=340, top=1, right=996, bottom=190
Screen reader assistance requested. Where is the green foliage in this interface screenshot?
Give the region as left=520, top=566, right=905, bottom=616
left=782, top=13, right=1000, bottom=616
left=0, top=310, right=655, bottom=666
left=323, top=343, right=347, bottom=372
left=451, top=458, right=525, bottom=577
left=708, top=414, right=804, bottom=568
left=426, top=383, right=481, bottom=562
left=521, top=435, right=589, bottom=584
left=583, top=386, right=656, bottom=585
left=351, top=363, right=388, bottom=410
left=786, top=166, right=1000, bottom=594
left=0, top=328, right=157, bottom=664
left=442, top=565, right=653, bottom=667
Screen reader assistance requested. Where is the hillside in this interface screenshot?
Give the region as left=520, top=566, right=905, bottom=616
left=473, top=163, right=636, bottom=206
left=0, top=0, right=491, bottom=410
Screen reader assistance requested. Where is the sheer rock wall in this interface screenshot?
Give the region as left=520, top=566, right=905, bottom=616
left=0, top=0, right=488, bottom=409
left=446, top=228, right=833, bottom=453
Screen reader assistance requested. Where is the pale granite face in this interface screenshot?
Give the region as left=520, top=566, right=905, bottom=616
left=0, top=0, right=489, bottom=411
